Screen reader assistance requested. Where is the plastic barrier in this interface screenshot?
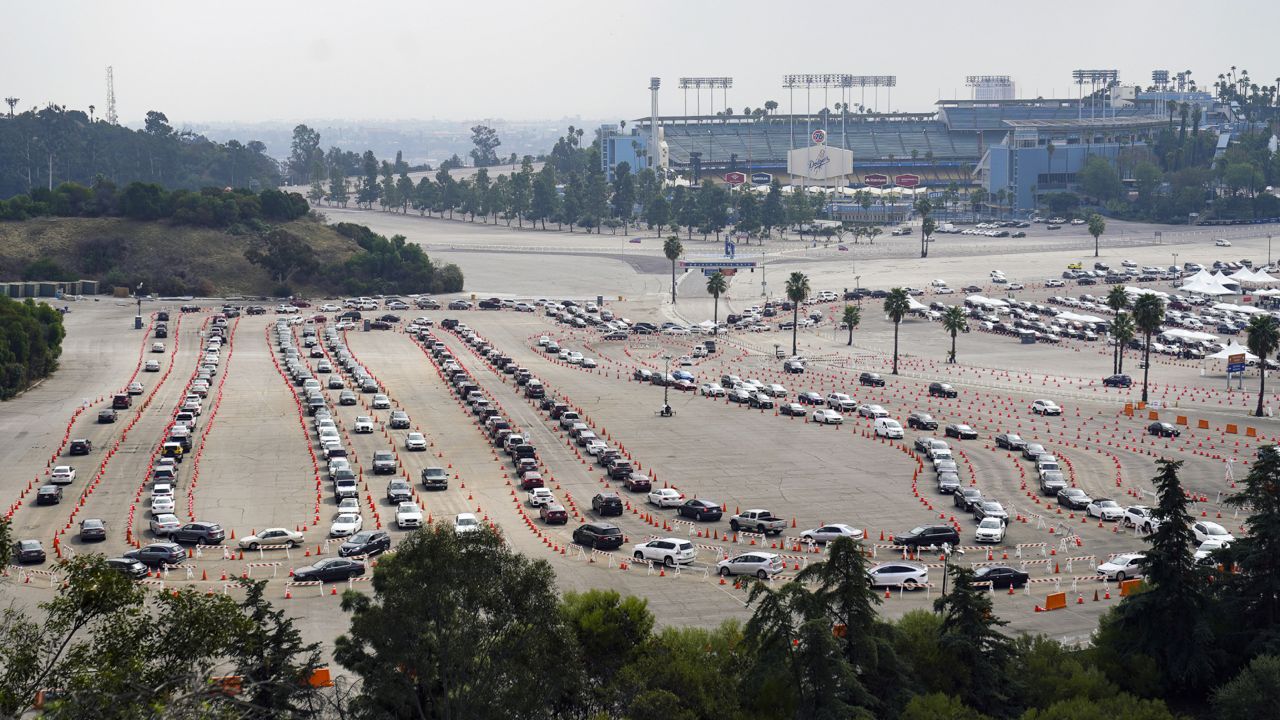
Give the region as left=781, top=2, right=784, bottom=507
left=1043, top=591, right=1068, bottom=611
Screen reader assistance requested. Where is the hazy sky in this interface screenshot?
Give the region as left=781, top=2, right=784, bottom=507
left=7, top=1, right=1279, bottom=125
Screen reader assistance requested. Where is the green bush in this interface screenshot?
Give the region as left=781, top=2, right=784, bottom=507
left=0, top=297, right=65, bottom=400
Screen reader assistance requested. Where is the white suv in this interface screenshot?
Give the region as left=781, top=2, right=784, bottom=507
left=632, top=538, right=697, bottom=566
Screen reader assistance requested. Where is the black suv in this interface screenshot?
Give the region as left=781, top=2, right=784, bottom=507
left=421, top=466, right=449, bottom=490
left=339, top=530, right=392, bottom=557
left=170, top=522, right=226, bottom=544
left=592, top=492, right=624, bottom=516
left=1148, top=422, right=1180, bottom=438
left=1103, top=374, right=1132, bottom=388
left=928, top=382, right=958, bottom=399
left=125, top=542, right=186, bottom=567
left=573, top=523, right=625, bottom=550
left=891, top=525, right=960, bottom=548
left=69, top=439, right=93, bottom=455
left=372, top=451, right=397, bottom=475
left=388, top=411, right=411, bottom=429
left=859, top=372, right=886, bottom=387
left=36, top=485, right=63, bottom=505
left=907, top=412, right=938, bottom=430
left=386, top=480, right=413, bottom=504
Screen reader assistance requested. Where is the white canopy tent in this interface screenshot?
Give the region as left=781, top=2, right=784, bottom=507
left=1250, top=269, right=1280, bottom=285
left=1207, top=341, right=1258, bottom=361
left=1213, top=302, right=1268, bottom=315
left=1125, top=286, right=1169, bottom=299
left=907, top=297, right=929, bottom=312
left=1180, top=275, right=1236, bottom=296
left=1162, top=328, right=1220, bottom=344
left=1212, top=272, right=1242, bottom=292
left=1057, top=311, right=1106, bottom=324
left=966, top=295, right=1008, bottom=308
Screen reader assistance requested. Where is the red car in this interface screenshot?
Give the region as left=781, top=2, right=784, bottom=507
left=540, top=503, right=568, bottom=524
left=520, top=472, right=544, bottom=491
left=623, top=473, right=652, bottom=492
left=673, top=379, right=696, bottom=392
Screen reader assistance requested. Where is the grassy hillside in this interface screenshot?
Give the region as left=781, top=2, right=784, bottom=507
left=0, top=216, right=361, bottom=296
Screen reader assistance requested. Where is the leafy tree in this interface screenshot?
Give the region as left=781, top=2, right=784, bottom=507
left=676, top=185, right=701, bottom=239
left=434, top=167, right=458, bottom=219
left=736, top=189, right=762, bottom=237
left=244, top=226, right=317, bottom=287
left=644, top=192, right=670, bottom=231
left=1020, top=695, right=1176, bottom=720
left=581, top=165, right=609, bottom=233
left=287, top=124, right=322, bottom=185
left=469, top=124, right=502, bottom=167
left=842, top=305, right=861, bottom=346
left=1246, top=314, right=1280, bottom=417
left=697, top=182, right=729, bottom=240
left=1211, top=654, right=1280, bottom=719
left=1112, top=312, right=1136, bottom=375
left=509, top=158, right=534, bottom=227
left=1078, top=156, right=1124, bottom=203
left=706, top=271, right=728, bottom=334
left=396, top=174, right=414, bottom=214
left=663, top=236, right=683, bottom=303
left=1087, top=213, right=1106, bottom=257
left=335, top=523, right=583, bottom=719
left=358, top=150, right=379, bottom=208
left=762, top=180, right=786, bottom=237
left=1132, top=293, right=1165, bottom=403
left=561, top=590, right=653, bottom=716
left=899, top=693, right=990, bottom=720
left=941, top=305, right=967, bottom=363
left=914, top=197, right=933, bottom=258
left=228, top=580, right=324, bottom=719
left=785, top=271, right=810, bottom=356
left=933, top=566, right=1017, bottom=714
left=884, top=288, right=911, bottom=374
left=612, top=161, right=636, bottom=232
left=617, top=624, right=744, bottom=719
left=530, top=164, right=559, bottom=230
left=142, top=110, right=172, bottom=136
left=327, top=167, right=348, bottom=207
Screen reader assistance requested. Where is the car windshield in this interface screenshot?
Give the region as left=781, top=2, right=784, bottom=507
left=1206, top=525, right=1228, bottom=536
left=979, top=518, right=1002, bottom=528
left=909, top=526, right=927, bottom=534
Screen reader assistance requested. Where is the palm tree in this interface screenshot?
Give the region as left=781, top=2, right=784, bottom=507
left=884, top=288, right=911, bottom=374
left=1247, top=315, right=1280, bottom=417
left=706, top=271, right=727, bottom=336
left=663, top=236, right=683, bottom=304
left=842, top=305, right=861, bottom=346
left=1106, top=286, right=1130, bottom=373
left=1132, top=293, right=1166, bottom=403
left=941, top=306, right=968, bottom=364
left=1112, top=313, right=1136, bottom=375
left=1045, top=142, right=1056, bottom=187
left=1088, top=214, right=1106, bottom=258
left=785, top=272, right=810, bottom=356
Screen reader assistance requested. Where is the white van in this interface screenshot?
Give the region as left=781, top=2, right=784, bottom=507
left=874, top=418, right=904, bottom=439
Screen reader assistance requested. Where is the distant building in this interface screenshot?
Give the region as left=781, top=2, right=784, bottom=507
left=600, top=126, right=663, bottom=181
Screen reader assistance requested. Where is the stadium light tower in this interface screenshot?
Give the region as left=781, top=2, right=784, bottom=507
left=783, top=74, right=855, bottom=152
left=1072, top=69, right=1119, bottom=119
left=848, top=75, right=897, bottom=114
left=649, top=77, right=662, bottom=175
left=965, top=75, right=1014, bottom=101
left=679, top=77, right=732, bottom=167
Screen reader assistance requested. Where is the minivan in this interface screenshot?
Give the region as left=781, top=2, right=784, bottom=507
left=874, top=418, right=904, bottom=439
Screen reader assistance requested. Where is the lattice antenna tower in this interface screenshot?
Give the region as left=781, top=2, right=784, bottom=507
left=105, top=66, right=118, bottom=125
left=3, top=97, right=17, bottom=117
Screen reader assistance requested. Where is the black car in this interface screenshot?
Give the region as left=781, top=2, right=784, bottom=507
left=386, top=480, right=413, bottom=504
left=14, top=539, right=46, bottom=564
left=369, top=320, right=393, bottom=330
left=388, top=411, right=411, bottom=429
left=859, top=372, right=886, bottom=387
left=69, top=439, right=92, bottom=455
left=339, top=530, right=392, bottom=557
left=573, top=523, right=625, bottom=550
left=677, top=499, right=722, bottom=521
left=936, top=472, right=961, bottom=494
left=378, top=314, right=401, bottom=323
left=170, top=522, right=226, bottom=544
left=372, top=451, right=397, bottom=474
left=98, top=409, right=118, bottom=424
left=106, top=557, right=149, bottom=579
left=1021, top=443, right=1047, bottom=461
left=975, top=565, right=1030, bottom=589
left=779, top=403, right=806, bottom=417
left=592, top=492, right=624, bottom=516
left=993, top=433, right=1026, bottom=451
left=1057, top=487, right=1092, bottom=510
left=891, top=525, right=960, bottom=548
left=907, top=412, right=938, bottom=430
left=944, top=424, right=978, bottom=440
left=293, top=557, right=366, bottom=582
left=1148, top=422, right=1180, bottom=438
left=1103, top=374, right=1133, bottom=388
left=798, top=391, right=824, bottom=406
left=79, top=518, right=107, bottom=542
left=953, top=487, right=984, bottom=512
left=421, top=466, right=449, bottom=490
left=36, top=485, right=63, bottom=505
left=125, top=542, right=186, bottom=567
left=928, top=382, right=958, bottom=399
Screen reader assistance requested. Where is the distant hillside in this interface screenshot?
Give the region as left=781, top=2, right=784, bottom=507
left=0, top=216, right=361, bottom=296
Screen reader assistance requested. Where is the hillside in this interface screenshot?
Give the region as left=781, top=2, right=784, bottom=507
left=0, top=216, right=362, bottom=296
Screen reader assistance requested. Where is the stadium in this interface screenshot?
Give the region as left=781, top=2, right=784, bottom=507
left=604, top=72, right=1228, bottom=214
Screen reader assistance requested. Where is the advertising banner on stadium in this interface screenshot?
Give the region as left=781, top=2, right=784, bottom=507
left=751, top=172, right=773, bottom=185
left=787, top=144, right=854, bottom=181
left=863, top=173, right=888, bottom=187
left=894, top=174, right=921, bottom=188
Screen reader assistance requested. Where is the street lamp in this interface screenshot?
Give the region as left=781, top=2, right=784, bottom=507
left=661, top=354, right=672, bottom=415
left=1172, top=253, right=1180, bottom=288
left=1268, top=235, right=1272, bottom=267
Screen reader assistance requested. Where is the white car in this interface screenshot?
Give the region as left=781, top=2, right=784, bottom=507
left=537, top=335, right=551, bottom=346
left=648, top=488, right=683, bottom=507
left=1031, top=399, right=1062, bottom=416
left=321, top=304, right=341, bottom=312
left=1192, top=521, right=1235, bottom=545
left=149, top=513, right=182, bottom=536
left=454, top=512, right=482, bottom=535
left=528, top=488, right=555, bottom=507
left=584, top=440, right=608, bottom=456
left=1086, top=498, right=1123, bottom=521
left=151, top=342, right=166, bottom=353
left=405, top=432, right=428, bottom=451
left=1122, top=505, right=1152, bottom=528
left=144, top=360, right=161, bottom=372
left=1215, top=238, right=1232, bottom=247
left=935, top=286, right=955, bottom=294
left=396, top=502, right=424, bottom=529
left=632, top=538, right=697, bottom=566
left=50, top=466, right=76, bottom=485
left=150, top=483, right=174, bottom=500
left=372, top=394, right=391, bottom=410
left=1008, top=283, right=1025, bottom=291
left=700, top=383, right=726, bottom=398
left=1045, top=279, right=1065, bottom=288
left=662, top=327, right=691, bottom=336
left=354, top=416, right=375, bottom=434
left=867, top=562, right=929, bottom=588
left=975, top=517, right=1006, bottom=543
left=858, top=404, right=888, bottom=419
left=337, top=497, right=360, bottom=515
left=1097, top=553, right=1147, bottom=581
left=330, top=513, right=363, bottom=538
left=800, top=524, right=865, bottom=544
left=150, top=496, right=175, bottom=515
left=238, top=527, right=304, bottom=549
left=812, top=409, right=844, bottom=425
left=566, top=351, right=584, bottom=364
left=717, top=552, right=784, bottom=579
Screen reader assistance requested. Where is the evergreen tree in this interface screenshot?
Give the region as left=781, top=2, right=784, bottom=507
left=933, top=566, right=1017, bottom=714
left=612, top=161, right=636, bottom=232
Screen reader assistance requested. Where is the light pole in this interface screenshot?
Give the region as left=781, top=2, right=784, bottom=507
left=1268, top=234, right=1272, bottom=267
left=661, top=355, right=672, bottom=414
left=1172, top=253, right=1180, bottom=288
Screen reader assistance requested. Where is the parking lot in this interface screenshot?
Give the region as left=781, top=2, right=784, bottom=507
left=6, top=219, right=1280, bottom=657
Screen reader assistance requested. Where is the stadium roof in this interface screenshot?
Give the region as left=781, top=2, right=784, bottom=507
left=1002, top=116, right=1167, bottom=130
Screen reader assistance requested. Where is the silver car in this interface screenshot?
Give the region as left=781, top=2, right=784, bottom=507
left=867, top=562, right=929, bottom=588
left=716, top=552, right=784, bottom=579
